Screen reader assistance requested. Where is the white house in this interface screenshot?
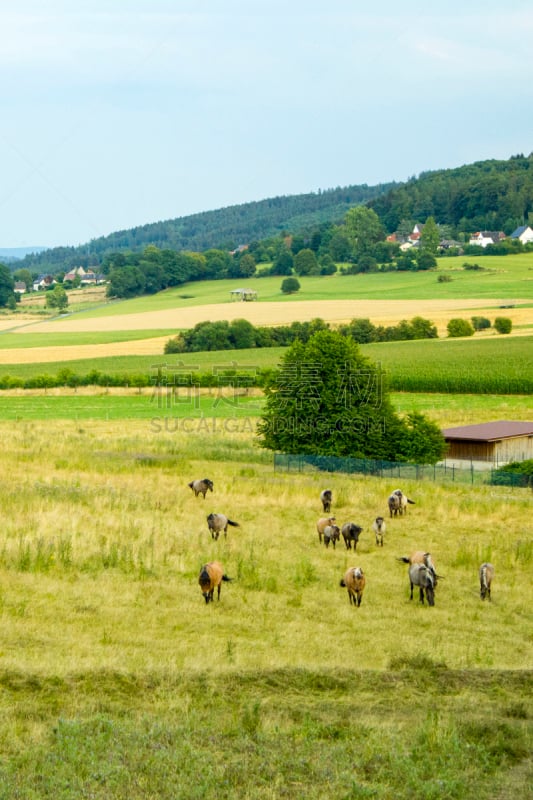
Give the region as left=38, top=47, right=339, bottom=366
left=509, top=225, right=533, bottom=244
left=468, top=231, right=506, bottom=248
left=32, top=274, right=56, bottom=291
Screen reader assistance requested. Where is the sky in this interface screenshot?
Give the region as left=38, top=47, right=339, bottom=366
left=0, top=0, right=531, bottom=250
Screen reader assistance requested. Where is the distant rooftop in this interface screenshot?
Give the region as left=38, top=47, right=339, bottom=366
left=442, top=421, right=533, bottom=442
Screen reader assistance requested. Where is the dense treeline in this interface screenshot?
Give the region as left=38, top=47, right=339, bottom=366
left=11, top=155, right=533, bottom=296
left=369, top=154, right=533, bottom=234
left=16, top=184, right=395, bottom=274
left=164, top=316, right=438, bottom=354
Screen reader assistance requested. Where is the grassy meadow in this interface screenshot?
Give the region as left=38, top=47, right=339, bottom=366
left=0, top=254, right=531, bottom=797
left=0, top=417, right=531, bottom=797
left=9, top=252, right=533, bottom=326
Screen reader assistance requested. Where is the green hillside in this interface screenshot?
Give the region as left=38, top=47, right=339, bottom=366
left=17, top=183, right=396, bottom=273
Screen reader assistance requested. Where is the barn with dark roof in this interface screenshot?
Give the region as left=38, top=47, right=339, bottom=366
left=442, top=421, right=533, bottom=464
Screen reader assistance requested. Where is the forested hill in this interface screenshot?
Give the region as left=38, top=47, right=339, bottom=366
left=15, top=154, right=533, bottom=274
left=368, top=154, right=533, bottom=233
left=18, top=183, right=396, bottom=273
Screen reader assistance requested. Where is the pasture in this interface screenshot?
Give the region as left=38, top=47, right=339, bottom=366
left=0, top=254, right=531, bottom=796
left=0, top=416, right=531, bottom=797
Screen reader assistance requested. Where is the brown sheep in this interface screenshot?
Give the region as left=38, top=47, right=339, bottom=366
left=316, top=516, right=336, bottom=543
left=198, top=561, right=232, bottom=604
left=340, top=567, right=366, bottom=606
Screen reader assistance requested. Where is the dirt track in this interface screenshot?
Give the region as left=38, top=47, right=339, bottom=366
left=1, top=298, right=530, bottom=364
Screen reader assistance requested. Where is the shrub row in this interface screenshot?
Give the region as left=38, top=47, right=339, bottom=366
left=0, top=367, right=274, bottom=391
left=0, top=365, right=530, bottom=395
left=165, top=315, right=438, bottom=353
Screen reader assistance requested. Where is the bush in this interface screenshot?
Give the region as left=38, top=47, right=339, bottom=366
left=494, top=317, right=512, bottom=334
left=164, top=335, right=186, bottom=354
left=471, top=316, right=491, bottom=331
left=447, top=318, right=475, bottom=337
left=492, top=460, right=533, bottom=488
left=438, top=274, right=452, bottom=282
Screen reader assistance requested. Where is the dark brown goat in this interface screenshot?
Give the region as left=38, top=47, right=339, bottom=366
left=341, top=522, right=363, bottom=551
left=320, top=489, right=333, bottom=513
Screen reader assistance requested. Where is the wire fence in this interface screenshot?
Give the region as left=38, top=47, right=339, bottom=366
left=273, top=453, right=531, bottom=488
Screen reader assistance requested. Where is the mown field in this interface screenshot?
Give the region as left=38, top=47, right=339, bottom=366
left=0, top=417, right=531, bottom=798
left=0, top=254, right=531, bottom=798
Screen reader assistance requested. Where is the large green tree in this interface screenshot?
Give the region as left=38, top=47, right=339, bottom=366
left=420, top=216, right=440, bottom=256
left=257, top=329, right=445, bottom=462
left=0, top=263, right=15, bottom=307
left=45, top=284, right=68, bottom=311
left=344, top=206, right=385, bottom=256
left=293, top=248, right=318, bottom=275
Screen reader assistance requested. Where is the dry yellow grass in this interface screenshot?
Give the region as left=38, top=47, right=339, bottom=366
left=16, top=297, right=528, bottom=332
left=2, top=297, right=531, bottom=364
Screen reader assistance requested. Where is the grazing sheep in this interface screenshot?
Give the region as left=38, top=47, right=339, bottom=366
left=198, top=561, right=232, bottom=604
left=317, top=516, right=336, bottom=543
left=398, top=550, right=437, bottom=572
left=372, top=516, right=386, bottom=546
left=320, top=489, right=333, bottom=513
left=397, top=551, right=440, bottom=602
left=340, top=567, right=366, bottom=606
left=408, top=563, right=436, bottom=606
left=207, top=513, right=240, bottom=541
left=388, top=488, right=415, bottom=517
left=188, top=478, right=214, bottom=498
left=479, top=562, right=495, bottom=601
left=323, top=524, right=341, bottom=549
left=341, top=522, right=363, bottom=551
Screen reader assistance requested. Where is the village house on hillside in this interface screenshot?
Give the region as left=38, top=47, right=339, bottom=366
left=442, top=421, right=533, bottom=465
left=468, top=231, right=506, bottom=248
left=509, top=225, right=533, bottom=244
left=33, top=274, right=56, bottom=291
left=64, top=266, right=106, bottom=285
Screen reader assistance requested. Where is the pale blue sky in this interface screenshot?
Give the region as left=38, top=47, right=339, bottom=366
left=0, top=0, right=531, bottom=248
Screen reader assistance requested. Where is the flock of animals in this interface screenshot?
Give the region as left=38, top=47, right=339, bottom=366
left=189, top=479, right=495, bottom=607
